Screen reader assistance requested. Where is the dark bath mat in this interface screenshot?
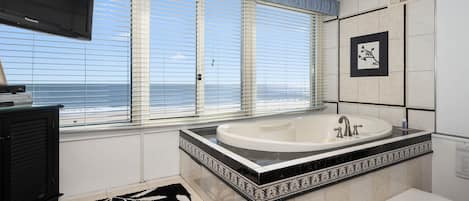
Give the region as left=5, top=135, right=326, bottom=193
left=97, top=183, right=191, bottom=201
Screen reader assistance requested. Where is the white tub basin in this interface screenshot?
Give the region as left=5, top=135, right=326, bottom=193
left=216, top=114, right=393, bottom=152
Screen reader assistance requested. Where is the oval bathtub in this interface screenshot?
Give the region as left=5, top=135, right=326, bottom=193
left=216, top=114, right=393, bottom=152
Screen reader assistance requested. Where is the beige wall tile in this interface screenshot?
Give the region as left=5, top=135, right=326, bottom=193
left=408, top=110, right=435, bottom=131
left=407, top=71, right=435, bottom=109
left=408, top=34, right=435, bottom=71
left=379, top=106, right=405, bottom=126
left=379, top=72, right=404, bottom=105
left=323, top=48, right=339, bottom=75
left=407, top=0, right=435, bottom=36
left=379, top=5, right=404, bottom=40
left=340, top=75, right=358, bottom=101
left=324, top=181, right=351, bottom=201
left=293, top=190, right=325, bottom=201
left=323, top=21, right=339, bottom=49
left=339, top=47, right=350, bottom=74
left=357, top=12, right=380, bottom=35
left=358, top=77, right=380, bottom=103
left=339, top=102, right=359, bottom=114
left=324, top=75, right=339, bottom=101
left=358, top=0, right=387, bottom=12
left=321, top=103, right=338, bottom=114
left=358, top=104, right=380, bottom=118
left=388, top=39, right=405, bottom=72
left=340, top=0, right=359, bottom=17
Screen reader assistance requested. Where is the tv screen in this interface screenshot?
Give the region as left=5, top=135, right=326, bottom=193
left=0, top=0, right=93, bottom=40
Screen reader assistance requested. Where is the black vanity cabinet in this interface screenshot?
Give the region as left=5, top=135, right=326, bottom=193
left=0, top=105, right=61, bottom=201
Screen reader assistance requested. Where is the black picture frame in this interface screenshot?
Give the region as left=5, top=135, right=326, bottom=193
left=350, top=31, right=388, bottom=77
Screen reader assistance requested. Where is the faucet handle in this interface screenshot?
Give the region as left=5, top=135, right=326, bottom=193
left=353, top=124, right=363, bottom=136
left=334, top=127, right=343, bottom=138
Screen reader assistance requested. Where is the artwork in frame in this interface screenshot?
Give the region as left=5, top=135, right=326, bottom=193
left=350, top=31, right=388, bottom=77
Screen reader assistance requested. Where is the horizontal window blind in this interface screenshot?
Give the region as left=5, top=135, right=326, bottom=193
left=203, top=0, right=242, bottom=115
left=149, top=0, right=197, bottom=119
left=255, top=4, right=319, bottom=114
left=1, top=0, right=131, bottom=127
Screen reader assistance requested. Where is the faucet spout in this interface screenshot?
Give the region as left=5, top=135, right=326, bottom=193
left=338, top=115, right=352, bottom=137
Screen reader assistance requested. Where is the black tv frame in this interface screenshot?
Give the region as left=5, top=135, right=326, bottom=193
left=0, top=0, right=94, bottom=40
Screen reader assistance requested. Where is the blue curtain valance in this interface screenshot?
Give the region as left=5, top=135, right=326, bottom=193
left=263, top=0, right=340, bottom=16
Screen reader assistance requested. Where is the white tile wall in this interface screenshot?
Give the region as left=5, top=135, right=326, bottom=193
left=321, top=103, right=338, bottom=114
left=340, top=0, right=360, bottom=17
left=407, top=0, right=435, bottom=36
left=406, top=0, right=435, bottom=110
left=338, top=102, right=359, bottom=114
left=378, top=106, right=405, bottom=126
left=143, top=131, right=180, bottom=180
left=60, top=135, right=141, bottom=196
left=407, top=34, right=435, bottom=71
left=322, top=21, right=339, bottom=102
left=407, top=71, right=435, bottom=109
left=340, top=75, right=359, bottom=100
left=407, top=110, right=435, bottom=131
left=329, top=1, right=436, bottom=131
left=379, top=72, right=404, bottom=105
left=339, top=102, right=405, bottom=126
left=358, top=77, right=380, bottom=103
left=339, top=5, right=405, bottom=105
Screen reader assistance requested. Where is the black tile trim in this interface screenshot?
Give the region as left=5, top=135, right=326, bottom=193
left=180, top=129, right=431, bottom=185
left=433, top=132, right=469, bottom=141
left=323, top=17, right=338, bottom=23
left=179, top=131, right=260, bottom=183
left=258, top=134, right=431, bottom=184
left=180, top=137, right=432, bottom=201
left=339, top=100, right=405, bottom=108
left=338, top=7, right=388, bottom=21
left=338, top=5, right=407, bottom=107
left=403, top=4, right=407, bottom=108
left=323, top=101, right=339, bottom=114
left=277, top=151, right=433, bottom=201
left=406, top=108, right=435, bottom=112
left=179, top=148, right=255, bottom=201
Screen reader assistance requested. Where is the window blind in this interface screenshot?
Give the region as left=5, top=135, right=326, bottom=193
left=149, top=0, right=197, bottom=119
left=0, top=0, right=132, bottom=127
left=203, top=0, right=242, bottom=115
left=255, top=4, right=320, bottom=114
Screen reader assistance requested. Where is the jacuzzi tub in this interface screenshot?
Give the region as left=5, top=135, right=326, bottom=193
left=216, top=114, right=393, bottom=152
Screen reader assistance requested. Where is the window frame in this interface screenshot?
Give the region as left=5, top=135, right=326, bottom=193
left=61, top=0, right=323, bottom=131
left=133, top=0, right=323, bottom=126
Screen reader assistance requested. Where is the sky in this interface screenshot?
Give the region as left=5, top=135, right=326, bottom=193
left=0, top=0, right=313, bottom=121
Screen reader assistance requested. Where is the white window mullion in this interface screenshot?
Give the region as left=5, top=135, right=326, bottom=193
left=310, top=14, right=321, bottom=109
left=131, top=0, right=151, bottom=124
left=242, top=0, right=256, bottom=116
left=196, top=0, right=205, bottom=116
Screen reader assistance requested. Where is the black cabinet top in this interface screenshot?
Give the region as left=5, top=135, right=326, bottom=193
left=0, top=105, right=61, bottom=113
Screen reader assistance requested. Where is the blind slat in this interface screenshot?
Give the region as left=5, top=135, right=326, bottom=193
left=2, top=0, right=132, bottom=127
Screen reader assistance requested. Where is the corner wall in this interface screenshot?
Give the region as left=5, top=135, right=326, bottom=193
left=321, top=0, right=436, bottom=131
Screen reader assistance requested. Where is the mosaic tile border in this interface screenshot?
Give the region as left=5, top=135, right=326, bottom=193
left=180, top=137, right=432, bottom=201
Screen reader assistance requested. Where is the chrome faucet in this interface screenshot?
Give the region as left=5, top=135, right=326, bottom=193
left=338, top=115, right=352, bottom=137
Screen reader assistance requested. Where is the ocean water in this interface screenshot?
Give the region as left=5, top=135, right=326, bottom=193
left=25, top=84, right=310, bottom=126
left=28, top=84, right=310, bottom=108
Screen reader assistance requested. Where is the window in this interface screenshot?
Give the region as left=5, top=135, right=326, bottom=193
left=1, top=0, right=321, bottom=128
left=150, top=0, right=197, bottom=119
left=204, top=0, right=242, bottom=114
left=1, top=0, right=132, bottom=127
left=255, top=4, right=317, bottom=114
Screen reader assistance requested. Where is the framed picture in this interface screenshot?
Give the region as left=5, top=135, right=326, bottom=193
left=350, top=32, right=388, bottom=77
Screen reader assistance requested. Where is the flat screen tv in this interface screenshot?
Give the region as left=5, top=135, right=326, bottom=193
left=0, top=0, right=94, bottom=40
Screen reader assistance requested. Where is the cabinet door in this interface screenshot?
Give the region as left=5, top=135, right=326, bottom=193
left=0, top=120, right=7, bottom=201
left=6, top=110, right=58, bottom=201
